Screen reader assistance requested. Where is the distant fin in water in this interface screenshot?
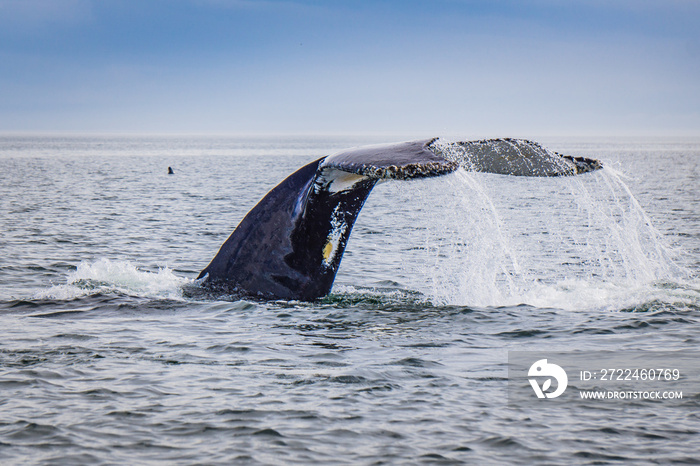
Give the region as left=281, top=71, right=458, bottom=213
left=168, top=166, right=175, bottom=175
left=198, top=138, right=602, bottom=300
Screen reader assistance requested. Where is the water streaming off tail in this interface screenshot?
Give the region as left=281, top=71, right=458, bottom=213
left=391, top=167, right=686, bottom=309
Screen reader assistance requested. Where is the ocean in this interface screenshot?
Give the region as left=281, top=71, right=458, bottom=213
left=1, top=135, right=698, bottom=464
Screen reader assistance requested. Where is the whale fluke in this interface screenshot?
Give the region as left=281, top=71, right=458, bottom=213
left=197, top=139, right=457, bottom=300
left=430, top=138, right=601, bottom=176
left=198, top=138, right=602, bottom=300
left=321, top=138, right=458, bottom=180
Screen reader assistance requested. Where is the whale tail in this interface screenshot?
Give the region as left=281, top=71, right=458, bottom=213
left=197, top=139, right=456, bottom=300
left=198, top=138, right=601, bottom=301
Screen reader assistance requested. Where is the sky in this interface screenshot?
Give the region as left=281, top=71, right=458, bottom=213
left=1, top=0, right=699, bottom=137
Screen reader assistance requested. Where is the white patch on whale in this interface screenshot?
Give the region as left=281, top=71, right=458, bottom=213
left=322, top=204, right=347, bottom=267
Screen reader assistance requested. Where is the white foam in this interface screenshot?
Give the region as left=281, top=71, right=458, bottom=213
left=331, top=284, right=406, bottom=299
left=36, top=258, right=192, bottom=300
left=493, top=278, right=699, bottom=312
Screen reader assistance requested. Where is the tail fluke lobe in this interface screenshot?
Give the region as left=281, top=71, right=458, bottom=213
left=430, top=138, right=602, bottom=176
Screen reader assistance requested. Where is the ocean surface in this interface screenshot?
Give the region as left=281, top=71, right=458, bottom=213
left=0, top=135, right=698, bottom=464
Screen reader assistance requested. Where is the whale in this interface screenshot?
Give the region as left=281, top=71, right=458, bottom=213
left=197, top=138, right=601, bottom=301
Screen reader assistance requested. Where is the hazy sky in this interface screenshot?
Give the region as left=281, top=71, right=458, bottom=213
left=1, top=0, right=698, bottom=137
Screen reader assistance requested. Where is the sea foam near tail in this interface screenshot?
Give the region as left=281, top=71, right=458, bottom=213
left=36, top=258, right=191, bottom=300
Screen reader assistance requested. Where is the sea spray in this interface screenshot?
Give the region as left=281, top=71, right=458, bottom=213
left=399, top=169, right=523, bottom=307
left=394, top=164, right=687, bottom=309
left=36, top=258, right=191, bottom=300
